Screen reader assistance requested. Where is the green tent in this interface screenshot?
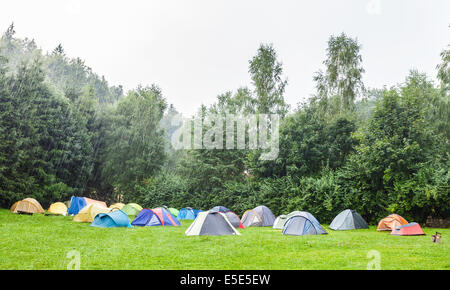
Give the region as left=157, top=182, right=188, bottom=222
left=168, top=207, right=179, bottom=217
left=121, top=203, right=143, bottom=216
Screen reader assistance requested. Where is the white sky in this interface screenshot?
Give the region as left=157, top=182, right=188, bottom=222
left=1, top=0, right=449, bottom=116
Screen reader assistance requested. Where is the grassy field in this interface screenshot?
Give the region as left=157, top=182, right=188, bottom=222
left=0, top=209, right=448, bottom=270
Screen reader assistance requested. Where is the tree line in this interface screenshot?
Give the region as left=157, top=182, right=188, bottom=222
left=0, top=23, right=448, bottom=223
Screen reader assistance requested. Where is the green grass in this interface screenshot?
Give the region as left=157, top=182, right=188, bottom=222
left=0, top=209, right=448, bottom=269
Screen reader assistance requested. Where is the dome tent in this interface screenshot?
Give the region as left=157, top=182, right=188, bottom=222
left=242, top=205, right=276, bottom=227
left=377, top=214, right=408, bottom=231
left=131, top=208, right=180, bottom=226
left=91, top=210, right=132, bottom=228
left=10, top=198, right=44, bottom=214
left=223, top=211, right=244, bottom=229
left=109, top=203, right=125, bottom=210
left=121, top=203, right=143, bottom=216
left=273, top=215, right=288, bottom=229
left=168, top=208, right=179, bottom=217
left=161, top=206, right=179, bottom=217
left=67, top=196, right=86, bottom=215
left=283, top=213, right=328, bottom=236
left=210, top=206, right=230, bottom=213
left=73, top=204, right=111, bottom=223
left=48, top=202, right=68, bottom=215
left=178, top=207, right=202, bottom=220
left=330, top=209, right=369, bottom=230
left=185, top=211, right=241, bottom=236
left=391, top=222, right=425, bottom=236
left=67, top=196, right=107, bottom=215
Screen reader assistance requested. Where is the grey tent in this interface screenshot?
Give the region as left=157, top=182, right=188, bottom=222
left=210, top=206, right=230, bottom=213
left=185, top=211, right=241, bottom=236
left=330, top=209, right=369, bottom=230
left=242, top=205, right=276, bottom=227
left=223, top=211, right=244, bottom=228
left=283, top=213, right=328, bottom=236
left=273, top=215, right=288, bottom=229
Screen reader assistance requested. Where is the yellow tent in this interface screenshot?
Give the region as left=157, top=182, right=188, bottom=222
left=10, top=198, right=44, bottom=214
left=109, top=203, right=125, bottom=210
left=48, top=202, right=68, bottom=215
left=73, top=203, right=111, bottom=223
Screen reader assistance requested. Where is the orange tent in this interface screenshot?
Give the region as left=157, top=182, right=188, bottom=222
left=377, top=214, right=408, bottom=231
left=84, top=197, right=107, bottom=208
left=10, top=198, right=45, bottom=214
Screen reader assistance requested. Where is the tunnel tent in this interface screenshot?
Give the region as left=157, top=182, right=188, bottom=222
left=242, top=205, right=275, bottom=227
left=131, top=208, right=180, bottom=226
left=391, top=222, right=425, bottom=236
left=185, top=211, right=241, bottom=236
left=121, top=203, right=143, bottom=216
left=377, top=214, right=408, bottom=231
left=73, top=203, right=112, bottom=223
left=330, top=209, right=369, bottom=230
left=283, top=214, right=328, bottom=236
left=273, top=215, right=288, bottom=229
left=48, top=202, right=68, bottom=215
left=210, top=206, right=230, bottom=213
left=90, top=210, right=132, bottom=228
left=10, top=198, right=45, bottom=214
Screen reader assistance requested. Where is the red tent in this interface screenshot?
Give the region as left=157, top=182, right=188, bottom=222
left=391, top=222, right=425, bottom=236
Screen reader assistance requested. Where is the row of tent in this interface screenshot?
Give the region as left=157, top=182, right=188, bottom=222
left=9, top=197, right=425, bottom=236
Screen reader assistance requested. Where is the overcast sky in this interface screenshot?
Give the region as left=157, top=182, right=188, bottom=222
left=1, top=0, right=449, bottom=116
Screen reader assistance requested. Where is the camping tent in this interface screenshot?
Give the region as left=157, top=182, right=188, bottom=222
left=161, top=206, right=180, bottom=217
left=377, top=214, right=408, bottom=231
left=391, top=222, right=425, bottom=236
left=273, top=215, right=288, bottom=229
left=48, top=202, right=68, bottom=215
left=10, top=198, right=44, bottom=214
left=283, top=213, right=328, bottom=236
left=242, top=205, right=276, bottom=227
left=178, top=207, right=198, bottom=220
left=330, top=209, right=369, bottom=230
left=67, top=196, right=107, bottom=215
left=73, top=204, right=111, bottom=223
left=131, top=208, right=180, bottom=226
left=223, top=211, right=245, bottom=229
left=185, top=211, right=241, bottom=236
left=210, top=206, right=230, bottom=213
left=91, top=210, right=132, bottom=228
left=109, top=203, right=125, bottom=210
left=67, top=196, right=86, bottom=215
left=168, top=208, right=179, bottom=217
left=84, top=197, right=107, bottom=208
left=121, top=203, right=143, bottom=216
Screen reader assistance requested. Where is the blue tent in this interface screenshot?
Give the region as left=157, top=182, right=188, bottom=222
left=131, top=208, right=180, bottom=226
left=210, top=206, right=230, bottom=213
left=90, top=210, right=132, bottom=228
left=67, top=196, right=86, bottom=215
left=178, top=207, right=201, bottom=220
